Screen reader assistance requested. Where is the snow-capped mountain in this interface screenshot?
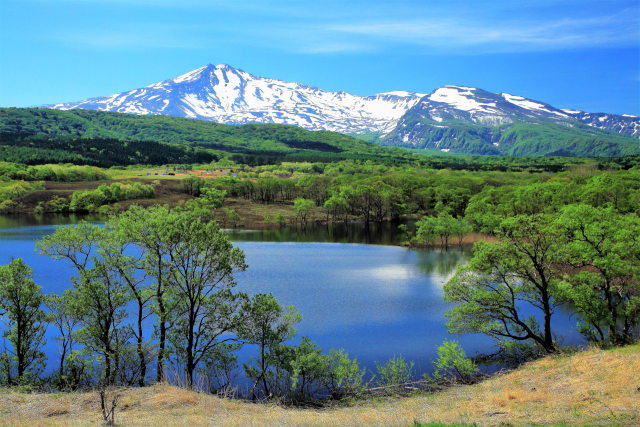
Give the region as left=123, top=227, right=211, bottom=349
left=382, top=86, right=640, bottom=155
left=560, top=110, right=640, bottom=138
left=391, top=85, right=638, bottom=135
left=383, top=85, right=640, bottom=156
left=42, top=64, right=639, bottom=143
left=43, top=64, right=426, bottom=135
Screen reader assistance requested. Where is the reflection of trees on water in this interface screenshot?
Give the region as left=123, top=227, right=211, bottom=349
left=228, top=221, right=415, bottom=245
left=0, top=213, right=102, bottom=229
left=414, top=248, right=470, bottom=277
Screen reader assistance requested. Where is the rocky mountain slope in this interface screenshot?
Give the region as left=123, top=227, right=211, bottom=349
left=43, top=64, right=425, bottom=135
left=40, top=64, right=640, bottom=156
left=383, top=85, right=640, bottom=156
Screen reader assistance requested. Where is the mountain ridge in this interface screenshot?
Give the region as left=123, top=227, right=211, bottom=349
left=42, top=64, right=427, bottom=135
left=38, top=64, right=640, bottom=156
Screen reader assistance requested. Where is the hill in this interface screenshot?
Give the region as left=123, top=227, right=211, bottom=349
left=1, top=345, right=638, bottom=426
left=2, top=107, right=638, bottom=164
left=0, top=108, right=416, bottom=165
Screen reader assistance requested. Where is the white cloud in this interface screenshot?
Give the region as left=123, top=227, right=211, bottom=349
left=33, top=0, right=639, bottom=54
left=295, top=10, right=640, bottom=54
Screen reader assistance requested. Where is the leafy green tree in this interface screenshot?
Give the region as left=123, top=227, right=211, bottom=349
left=112, top=206, right=177, bottom=382
left=432, top=340, right=478, bottom=384
left=581, top=173, right=634, bottom=213
left=116, top=206, right=246, bottom=387
left=198, top=343, right=241, bottom=394
left=453, top=218, right=474, bottom=246
left=413, top=213, right=471, bottom=247
left=221, top=207, right=241, bottom=228
left=38, top=223, right=132, bottom=385
left=68, top=261, right=130, bottom=385
left=185, top=187, right=227, bottom=216
left=0, top=351, right=12, bottom=385
left=37, top=221, right=107, bottom=271
left=322, top=349, right=366, bottom=399
left=444, top=215, right=561, bottom=353
left=238, top=293, right=301, bottom=399
left=555, top=205, right=640, bottom=345
left=46, top=292, right=81, bottom=384
left=271, top=336, right=327, bottom=401
left=182, top=177, right=206, bottom=197
left=161, top=216, right=246, bottom=388
left=464, top=186, right=510, bottom=233
left=323, top=194, right=349, bottom=223
left=0, top=259, right=47, bottom=384
left=99, top=230, right=152, bottom=387
left=293, top=198, right=314, bottom=227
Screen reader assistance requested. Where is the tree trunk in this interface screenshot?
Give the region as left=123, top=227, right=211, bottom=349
left=136, top=301, right=146, bottom=387
left=16, top=317, right=24, bottom=379
left=157, top=315, right=166, bottom=383
left=186, top=308, right=196, bottom=389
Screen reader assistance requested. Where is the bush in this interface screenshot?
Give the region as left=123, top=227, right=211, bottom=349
left=432, top=340, right=478, bottom=384
left=69, top=183, right=155, bottom=212
left=375, top=355, right=414, bottom=392
left=323, top=349, right=366, bottom=399
left=0, top=162, right=109, bottom=182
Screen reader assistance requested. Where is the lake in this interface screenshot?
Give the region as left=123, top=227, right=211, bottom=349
left=0, top=215, right=584, bottom=377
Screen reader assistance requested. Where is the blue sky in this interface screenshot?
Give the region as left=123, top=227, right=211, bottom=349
left=1, top=0, right=638, bottom=114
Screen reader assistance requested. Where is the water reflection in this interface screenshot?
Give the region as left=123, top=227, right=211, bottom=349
left=226, top=221, right=414, bottom=246
left=0, top=216, right=583, bottom=375
left=0, top=213, right=103, bottom=229
left=414, top=248, right=470, bottom=281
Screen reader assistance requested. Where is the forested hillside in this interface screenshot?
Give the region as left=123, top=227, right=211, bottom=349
left=382, top=115, right=640, bottom=157
left=0, top=108, right=415, bottom=165
left=3, top=108, right=638, bottom=168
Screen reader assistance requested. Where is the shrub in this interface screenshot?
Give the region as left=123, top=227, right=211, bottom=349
left=69, top=183, right=154, bottom=212
left=323, top=349, right=366, bottom=399
left=375, top=355, right=414, bottom=392
left=432, top=340, right=478, bottom=384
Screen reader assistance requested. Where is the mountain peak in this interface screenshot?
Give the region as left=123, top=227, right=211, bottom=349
left=40, top=65, right=639, bottom=139
left=209, top=63, right=235, bottom=71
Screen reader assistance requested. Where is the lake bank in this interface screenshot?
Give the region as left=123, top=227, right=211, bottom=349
left=0, top=217, right=584, bottom=381
left=2, top=344, right=637, bottom=426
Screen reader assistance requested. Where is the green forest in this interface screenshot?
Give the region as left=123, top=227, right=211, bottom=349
left=5, top=108, right=640, bottom=168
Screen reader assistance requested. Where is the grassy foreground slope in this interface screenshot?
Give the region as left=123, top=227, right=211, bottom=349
left=2, top=345, right=638, bottom=426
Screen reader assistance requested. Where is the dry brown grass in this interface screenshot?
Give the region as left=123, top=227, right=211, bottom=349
left=1, top=345, right=638, bottom=426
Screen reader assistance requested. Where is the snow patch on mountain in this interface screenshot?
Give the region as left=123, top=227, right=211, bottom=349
left=40, top=63, right=640, bottom=140
left=429, top=86, right=494, bottom=112
left=43, top=64, right=426, bottom=135
left=501, top=93, right=568, bottom=118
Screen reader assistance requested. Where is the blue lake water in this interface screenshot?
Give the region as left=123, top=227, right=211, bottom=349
left=0, top=216, right=584, bottom=377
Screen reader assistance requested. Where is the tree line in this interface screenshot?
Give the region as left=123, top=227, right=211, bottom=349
left=183, top=163, right=640, bottom=231
left=0, top=205, right=483, bottom=403
left=0, top=134, right=216, bottom=168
